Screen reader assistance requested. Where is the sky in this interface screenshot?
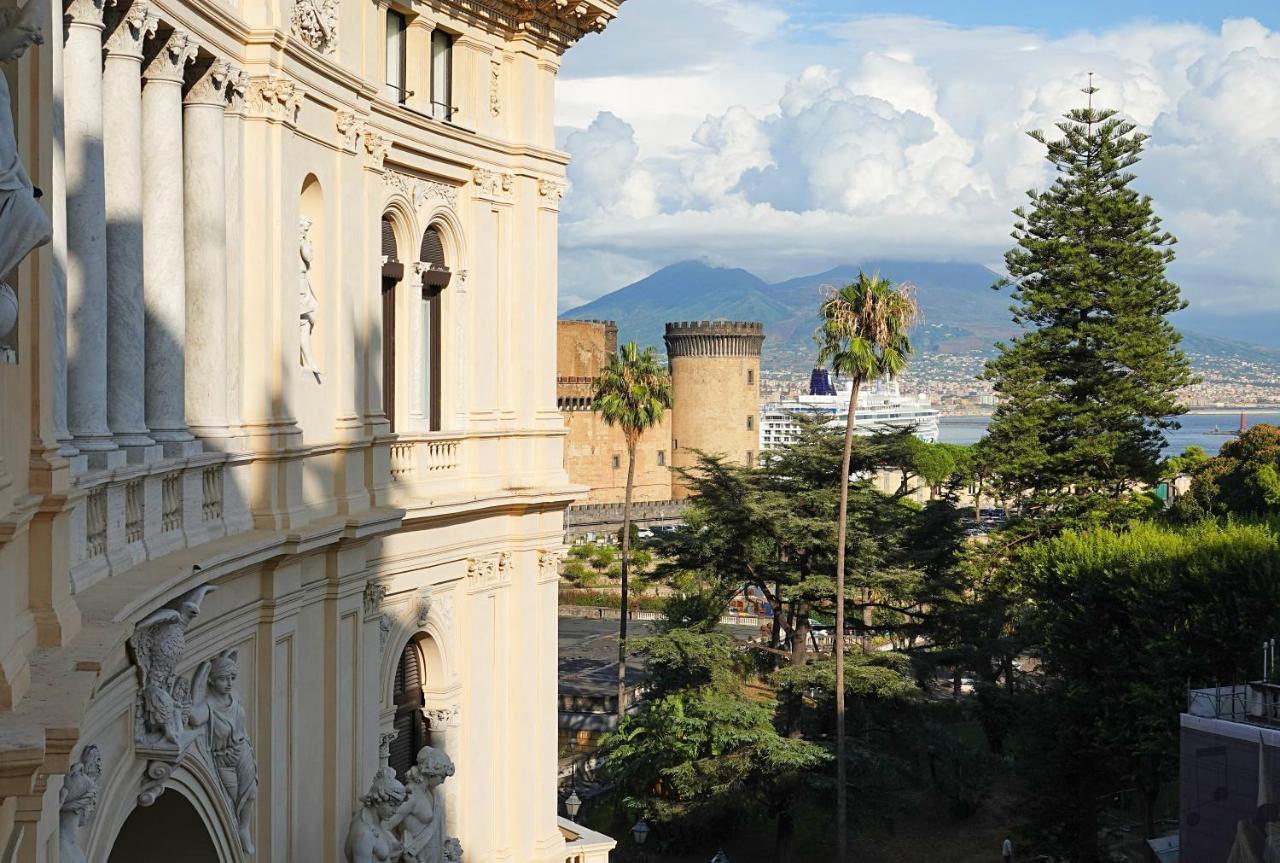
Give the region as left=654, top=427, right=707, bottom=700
left=552, top=0, right=1280, bottom=318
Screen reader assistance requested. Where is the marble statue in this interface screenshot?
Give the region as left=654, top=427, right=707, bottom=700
left=299, top=216, right=322, bottom=381
left=57, top=745, right=101, bottom=863
left=0, top=0, right=53, bottom=282
left=190, top=648, right=258, bottom=856
left=128, top=585, right=216, bottom=749
left=386, top=746, right=459, bottom=863
left=346, top=766, right=407, bottom=863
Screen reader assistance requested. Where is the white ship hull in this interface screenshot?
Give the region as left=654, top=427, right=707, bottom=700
left=760, top=378, right=940, bottom=450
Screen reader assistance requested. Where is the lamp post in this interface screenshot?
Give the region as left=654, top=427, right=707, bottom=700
left=565, top=788, right=582, bottom=822
left=632, top=818, right=649, bottom=862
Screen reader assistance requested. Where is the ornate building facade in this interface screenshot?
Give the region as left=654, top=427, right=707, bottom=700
left=0, top=0, right=618, bottom=860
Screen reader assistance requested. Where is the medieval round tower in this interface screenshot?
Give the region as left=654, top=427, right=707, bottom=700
left=664, top=321, right=764, bottom=499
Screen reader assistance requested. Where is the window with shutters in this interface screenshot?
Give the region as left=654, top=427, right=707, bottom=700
left=381, top=216, right=402, bottom=431
left=389, top=640, right=428, bottom=778
left=419, top=226, right=449, bottom=431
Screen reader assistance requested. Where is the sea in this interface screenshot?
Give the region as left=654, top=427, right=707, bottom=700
left=937, top=411, right=1280, bottom=456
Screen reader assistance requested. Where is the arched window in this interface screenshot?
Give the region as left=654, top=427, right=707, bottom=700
left=381, top=216, right=402, bottom=431
left=418, top=225, right=450, bottom=431
left=390, top=640, right=428, bottom=778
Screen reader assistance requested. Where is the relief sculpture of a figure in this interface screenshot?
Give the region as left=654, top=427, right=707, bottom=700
left=299, top=216, right=323, bottom=381
left=385, top=746, right=458, bottom=862
left=345, top=766, right=407, bottom=863
left=190, top=648, right=259, bottom=856
left=127, top=585, right=216, bottom=750
left=0, top=0, right=53, bottom=340
left=57, top=745, right=101, bottom=863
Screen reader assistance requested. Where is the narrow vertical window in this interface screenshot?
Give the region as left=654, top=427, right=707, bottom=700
left=746, top=451, right=754, bottom=468
left=419, top=226, right=448, bottom=431
left=385, top=11, right=407, bottom=103
left=657, top=450, right=666, bottom=467
left=381, top=216, right=401, bottom=431
left=748, top=370, right=754, bottom=385
left=430, top=29, right=453, bottom=120
left=747, top=415, right=753, bottom=431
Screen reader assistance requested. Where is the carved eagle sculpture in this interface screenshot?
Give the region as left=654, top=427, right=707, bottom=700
left=127, top=584, right=216, bottom=747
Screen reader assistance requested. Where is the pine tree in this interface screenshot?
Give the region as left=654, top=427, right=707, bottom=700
left=980, top=80, right=1194, bottom=526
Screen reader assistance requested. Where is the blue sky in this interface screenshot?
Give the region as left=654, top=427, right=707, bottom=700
left=553, top=1, right=1280, bottom=317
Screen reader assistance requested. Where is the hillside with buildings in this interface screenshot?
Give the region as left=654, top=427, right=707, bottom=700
left=564, top=261, right=1280, bottom=409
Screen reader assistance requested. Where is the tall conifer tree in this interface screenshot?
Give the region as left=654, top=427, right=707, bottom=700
left=980, top=80, right=1194, bottom=525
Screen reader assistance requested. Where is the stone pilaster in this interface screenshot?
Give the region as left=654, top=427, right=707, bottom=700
left=64, top=0, right=125, bottom=467
left=103, top=0, right=162, bottom=461
left=183, top=59, right=233, bottom=443
left=224, top=67, right=249, bottom=448
left=141, top=30, right=200, bottom=455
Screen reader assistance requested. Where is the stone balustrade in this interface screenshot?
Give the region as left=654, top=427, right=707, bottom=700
left=69, top=452, right=252, bottom=593
left=388, top=432, right=464, bottom=486
left=559, top=817, right=616, bottom=863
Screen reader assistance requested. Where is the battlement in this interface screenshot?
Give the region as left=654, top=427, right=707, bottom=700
left=663, top=320, right=765, bottom=358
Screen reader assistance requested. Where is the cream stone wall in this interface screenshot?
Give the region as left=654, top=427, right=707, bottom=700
left=561, top=411, right=673, bottom=505
left=0, top=0, right=619, bottom=861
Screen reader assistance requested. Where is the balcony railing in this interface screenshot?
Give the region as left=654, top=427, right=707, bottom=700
left=388, top=432, right=464, bottom=490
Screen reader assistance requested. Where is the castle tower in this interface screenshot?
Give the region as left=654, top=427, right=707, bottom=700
left=665, top=321, right=764, bottom=499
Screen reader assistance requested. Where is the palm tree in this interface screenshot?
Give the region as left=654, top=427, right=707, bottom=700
left=816, top=272, right=917, bottom=860
left=592, top=341, right=674, bottom=723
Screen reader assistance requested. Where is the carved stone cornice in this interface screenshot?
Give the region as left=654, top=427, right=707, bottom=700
left=290, top=0, right=338, bottom=55
left=142, top=29, right=197, bottom=84
left=103, top=1, right=157, bottom=58
left=64, top=0, right=109, bottom=28
left=183, top=59, right=232, bottom=107
left=224, top=67, right=249, bottom=115
left=537, top=178, right=565, bottom=209
left=335, top=109, right=365, bottom=152
left=473, top=167, right=513, bottom=201
left=362, top=130, right=390, bottom=171
left=441, top=0, right=616, bottom=50
left=247, top=75, right=305, bottom=125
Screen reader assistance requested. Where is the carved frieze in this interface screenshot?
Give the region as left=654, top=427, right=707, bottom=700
left=58, top=745, right=101, bottom=863
left=103, top=1, right=157, bottom=58
left=384, top=170, right=459, bottom=213
left=489, top=58, right=502, bottom=117
left=379, top=613, right=392, bottom=649
left=142, top=29, right=198, bottom=84
left=63, top=0, right=107, bottom=27
left=538, top=178, right=565, bottom=208
left=473, top=167, right=514, bottom=200
left=537, top=548, right=563, bottom=582
left=466, top=555, right=497, bottom=584
left=225, top=67, right=250, bottom=115
left=363, top=578, right=387, bottom=617
left=415, top=588, right=432, bottom=627
left=248, top=75, right=305, bottom=125
left=424, top=703, right=460, bottom=729
left=291, top=0, right=337, bottom=54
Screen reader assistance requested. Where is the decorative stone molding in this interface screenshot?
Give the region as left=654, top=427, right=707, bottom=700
left=57, top=745, right=101, bottom=863
left=489, top=58, right=501, bottom=116
left=435, top=593, right=454, bottom=633
left=466, top=555, right=497, bottom=584
left=103, top=1, right=157, bottom=57
left=183, top=59, right=232, bottom=106
left=127, top=585, right=216, bottom=804
left=290, top=0, right=337, bottom=54
left=377, top=729, right=399, bottom=764
left=142, top=29, right=198, bottom=84
left=362, top=129, right=390, bottom=170
left=498, top=550, right=513, bottom=577
left=537, top=548, right=562, bottom=581
left=63, top=0, right=107, bottom=28
left=363, top=578, right=387, bottom=618
left=473, top=167, right=514, bottom=200
left=224, top=66, right=249, bottom=114
left=336, top=109, right=366, bottom=152
left=379, top=613, right=392, bottom=649
left=424, top=703, right=460, bottom=729
left=247, top=75, right=305, bottom=125
left=384, top=170, right=460, bottom=217
left=414, top=588, right=432, bottom=627
left=189, top=648, right=258, bottom=855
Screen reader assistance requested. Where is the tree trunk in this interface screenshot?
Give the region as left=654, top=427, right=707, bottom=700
left=835, top=377, right=861, bottom=863
left=616, top=441, right=637, bottom=724
left=791, top=599, right=811, bottom=667
left=774, top=807, right=795, bottom=863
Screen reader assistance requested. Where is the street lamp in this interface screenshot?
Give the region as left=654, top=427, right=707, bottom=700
left=564, top=788, right=582, bottom=822
left=632, top=818, right=650, bottom=862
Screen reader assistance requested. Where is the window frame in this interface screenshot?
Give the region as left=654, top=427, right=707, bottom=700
left=385, top=9, right=409, bottom=104
left=430, top=28, right=455, bottom=121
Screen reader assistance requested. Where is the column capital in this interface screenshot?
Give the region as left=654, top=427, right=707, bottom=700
left=64, top=0, right=110, bottom=28
left=103, top=1, right=157, bottom=59
left=184, top=59, right=231, bottom=106
left=224, top=66, right=249, bottom=115
left=246, top=75, right=305, bottom=125
left=143, top=29, right=198, bottom=84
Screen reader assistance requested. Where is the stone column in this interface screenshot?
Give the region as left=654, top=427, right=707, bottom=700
left=224, top=69, right=249, bottom=446
left=183, top=59, right=232, bottom=443
left=103, top=1, right=161, bottom=461
left=141, top=30, right=200, bottom=455
left=64, top=0, right=123, bottom=467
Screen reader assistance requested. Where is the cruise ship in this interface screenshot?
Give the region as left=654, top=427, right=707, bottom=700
left=760, top=370, right=941, bottom=450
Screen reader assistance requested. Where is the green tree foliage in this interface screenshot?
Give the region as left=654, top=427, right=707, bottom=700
left=816, top=272, right=918, bottom=861
left=592, top=342, right=674, bottom=721
left=1013, top=519, right=1280, bottom=859
left=1177, top=425, right=1280, bottom=519
left=979, top=87, right=1194, bottom=528
left=599, top=628, right=829, bottom=850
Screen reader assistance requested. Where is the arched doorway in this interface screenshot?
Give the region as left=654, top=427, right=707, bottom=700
left=107, top=792, right=220, bottom=863
left=389, top=638, right=428, bottom=778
